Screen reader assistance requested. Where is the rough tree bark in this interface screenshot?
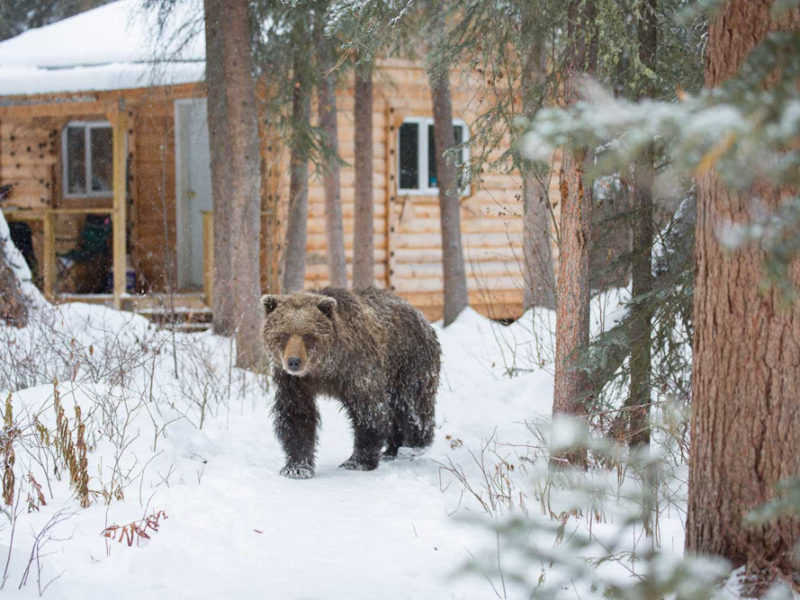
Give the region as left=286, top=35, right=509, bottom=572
left=520, top=14, right=556, bottom=311
left=552, top=0, right=597, bottom=467
left=687, top=0, right=800, bottom=589
left=427, top=5, right=468, bottom=326
left=352, top=64, right=374, bottom=290
left=316, top=26, right=347, bottom=288
left=627, top=0, right=656, bottom=448
left=203, top=0, right=234, bottom=336
left=282, top=46, right=311, bottom=293
left=207, top=0, right=262, bottom=369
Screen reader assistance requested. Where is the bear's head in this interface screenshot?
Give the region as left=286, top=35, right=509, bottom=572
left=261, top=292, right=337, bottom=377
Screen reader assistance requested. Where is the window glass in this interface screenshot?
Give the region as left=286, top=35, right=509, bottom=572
left=454, top=125, right=465, bottom=187
left=90, top=127, right=113, bottom=192
left=66, top=126, right=86, bottom=195
left=428, top=124, right=464, bottom=189
left=399, top=122, right=419, bottom=190
left=453, top=124, right=463, bottom=146
left=428, top=124, right=437, bottom=187
left=398, top=119, right=467, bottom=193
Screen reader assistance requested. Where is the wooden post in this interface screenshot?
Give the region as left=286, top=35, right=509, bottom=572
left=384, top=103, right=395, bottom=290
left=202, top=210, right=214, bottom=306
left=110, top=100, right=127, bottom=310
left=43, top=210, right=56, bottom=301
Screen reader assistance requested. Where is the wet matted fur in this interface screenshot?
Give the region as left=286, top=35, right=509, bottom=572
left=261, top=286, right=441, bottom=479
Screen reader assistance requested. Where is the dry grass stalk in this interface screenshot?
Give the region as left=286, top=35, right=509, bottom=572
left=25, top=473, right=46, bottom=513
left=2, top=392, right=17, bottom=506
left=74, top=406, right=89, bottom=508
left=102, top=510, right=168, bottom=547
left=52, top=380, right=91, bottom=508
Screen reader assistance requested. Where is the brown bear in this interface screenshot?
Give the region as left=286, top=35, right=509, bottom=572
left=261, top=286, right=440, bottom=479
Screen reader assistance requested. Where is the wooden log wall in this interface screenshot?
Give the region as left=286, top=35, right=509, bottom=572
left=0, top=118, right=57, bottom=272
left=279, top=59, right=557, bottom=321
left=0, top=84, right=204, bottom=300
left=0, top=69, right=560, bottom=322
left=381, top=61, right=532, bottom=320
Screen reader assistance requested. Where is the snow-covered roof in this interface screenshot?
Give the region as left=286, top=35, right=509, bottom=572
left=0, top=0, right=206, bottom=97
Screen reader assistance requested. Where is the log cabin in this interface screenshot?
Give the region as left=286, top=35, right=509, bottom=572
left=0, top=0, right=560, bottom=322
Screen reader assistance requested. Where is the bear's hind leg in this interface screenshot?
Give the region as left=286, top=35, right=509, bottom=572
left=393, top=376, right=436, bottom=450
left=273, top=375, right=319, bottom=479
left=382, top=418, right=404, bottom=461
left=340, top=397, right=389, bottom=471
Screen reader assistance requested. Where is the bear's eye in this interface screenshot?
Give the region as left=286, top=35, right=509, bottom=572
left=302, top=334, right=315, bottom=347
left=278, top=333, right=290, bottom=346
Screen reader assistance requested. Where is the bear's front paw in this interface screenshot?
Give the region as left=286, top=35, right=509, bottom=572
left=280, top=464, right=315, bottom=479
left=339, top=456, right=379, bottom=471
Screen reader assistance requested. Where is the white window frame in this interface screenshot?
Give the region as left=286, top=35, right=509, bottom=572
left=62, top=121, right=114, bottom=198
left=396, top=116, right=470, bottom=196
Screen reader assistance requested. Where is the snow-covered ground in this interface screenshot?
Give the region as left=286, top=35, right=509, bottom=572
left=0, top=242, right=714, bottom=599
left=0, top=302, right=548, bottom=599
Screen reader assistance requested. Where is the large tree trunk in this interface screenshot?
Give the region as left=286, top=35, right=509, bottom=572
left=552, top=0, right=596, bottom=467
left=520, top=24, right=556, bottom=310
left=627, top=0, right=656, bottom=449
left=209, top=0, right=262, bottom=369
left=203, top=0, right=234, bottom=335
left=316, top=28, right=347, bottom=288
left=352, top=65, right=374, bottom=290
left=282, top=49, right=311, bottom=293
left=687, top=1, right=800, bottom=589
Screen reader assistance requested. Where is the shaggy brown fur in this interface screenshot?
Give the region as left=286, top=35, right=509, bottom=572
left=261, top=286, right=440, bottom=479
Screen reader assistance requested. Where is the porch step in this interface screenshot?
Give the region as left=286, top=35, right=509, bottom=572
left=54, top=292, right=214, bottom=333
left=137, top=305, right=213, bottom=333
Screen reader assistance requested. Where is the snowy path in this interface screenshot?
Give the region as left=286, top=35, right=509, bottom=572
left=2, top=307, right=555, bottom=599
left=59, top=407, right=469, bottom=599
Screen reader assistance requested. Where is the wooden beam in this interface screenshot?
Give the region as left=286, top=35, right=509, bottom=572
left=42, top=210, right=55, bottom=300
left=384, top=101, right=394, bottom=289
left=52, top=208, right=113, bottom=215
left=0, top=100, right=110, bottom=120
left=109, top=101, right=127, bottom=310
left=2, top=210, right=45, bottom=222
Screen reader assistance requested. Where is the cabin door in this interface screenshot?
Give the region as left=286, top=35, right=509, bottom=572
left=175, top=98, right=213, bottom=290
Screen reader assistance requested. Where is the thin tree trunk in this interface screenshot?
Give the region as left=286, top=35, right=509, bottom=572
left=282, top=48, right=311, bottom=293
left=427, top=5, right=468, bottom=326
left=316, top=27, right=347, bottom=288
left=552, top=0, right=596, bottom=467
left=520, top=25, right=556, bottom=310
left=214, top=0, right=262, bottom=369
left=687, top=0, right=800, bottom=589
left=430, top=72, right=469, bottom=325
left=522, top=175, right=556, bottom=310
left=352, top=65, right=374, bottom=290
left=203, top=0, right=233, bottom=335
left=627, top=0, right=656, bottom=449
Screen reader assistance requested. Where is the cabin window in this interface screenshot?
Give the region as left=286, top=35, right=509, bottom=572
left=62, top=122, right=113, bottom=197
left=397, top=117, right=468, bottom=195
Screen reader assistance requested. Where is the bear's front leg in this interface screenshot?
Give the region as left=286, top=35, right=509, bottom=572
left=340, top=399, right=389, bottom=471
left=272, top=372, right=319, bottom=479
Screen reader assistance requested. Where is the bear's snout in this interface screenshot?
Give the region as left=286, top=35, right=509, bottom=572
left=282, top=334, right=308, bottom=375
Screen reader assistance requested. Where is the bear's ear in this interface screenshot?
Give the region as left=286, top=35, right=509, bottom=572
left=317, top=296, right=337, bottom=319
left=261, top=294, right=282, bottom=315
